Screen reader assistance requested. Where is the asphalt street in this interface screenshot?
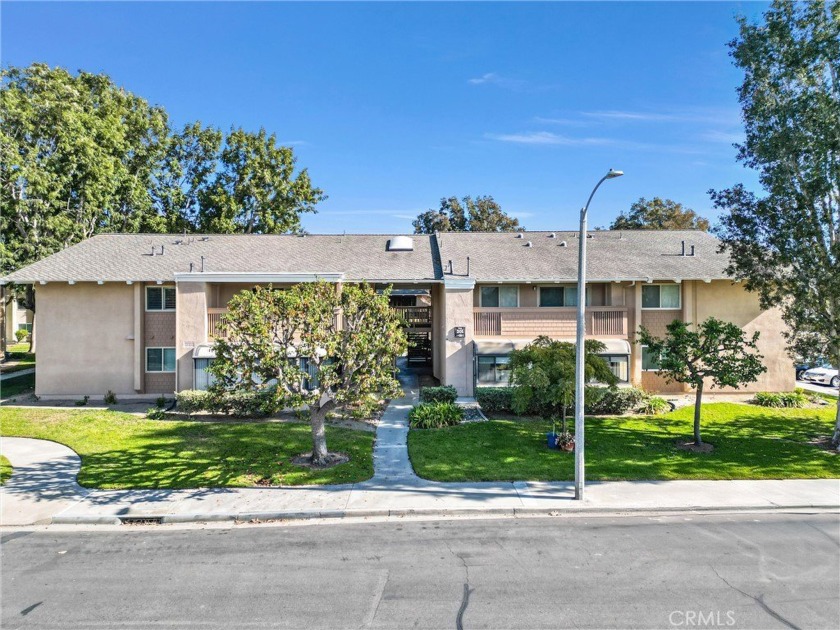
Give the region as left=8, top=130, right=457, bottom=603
left=2, top=513, right=838, bottom=630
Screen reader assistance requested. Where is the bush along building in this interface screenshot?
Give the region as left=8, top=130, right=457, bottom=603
left=1, top=230, right=793, bottom=400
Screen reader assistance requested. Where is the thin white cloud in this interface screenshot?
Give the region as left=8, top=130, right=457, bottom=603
left=467, top=72, right=525, bottom=89
left=582, top=108, right=741, bottom=126
left=485, top=131, right=614, bottom=146
left=533, top=116, right=592, bottom=127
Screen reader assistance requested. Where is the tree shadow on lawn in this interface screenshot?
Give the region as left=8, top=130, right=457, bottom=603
left=50, top=421, right=373, bottom=490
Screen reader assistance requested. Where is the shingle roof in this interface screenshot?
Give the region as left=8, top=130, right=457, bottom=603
left=1, top=230, right=731, bottom=284
left=435, top=230, right=729, bottom=282
left=2, top=233, right=442, bottom=283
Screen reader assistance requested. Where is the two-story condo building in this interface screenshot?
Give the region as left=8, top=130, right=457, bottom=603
left=1, top=230, right=793, bottom=399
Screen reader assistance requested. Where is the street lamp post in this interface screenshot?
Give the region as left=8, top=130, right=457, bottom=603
left=574, top=169, right=624, bottom=500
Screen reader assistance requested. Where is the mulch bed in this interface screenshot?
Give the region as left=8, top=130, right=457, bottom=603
left=675, top=440, right=715, bottom=453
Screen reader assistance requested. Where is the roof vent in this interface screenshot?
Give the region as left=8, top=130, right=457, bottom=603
left=548, top=233, right=556, bottom=238
left=515, top=233, right=524, bottom=239
left=525, top=241, right=533, bottom=248
left=387, top=236, right=414, bottom=251
left=559, top=240, right=567, bottom=247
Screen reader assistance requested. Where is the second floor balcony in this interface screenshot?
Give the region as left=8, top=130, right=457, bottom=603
left=473, top=306, right=628, bottom=338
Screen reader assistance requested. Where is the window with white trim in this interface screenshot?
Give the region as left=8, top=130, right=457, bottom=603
left=641, top=345, right=663, bottom=371
left=147, top=347, right=176, bottom=373
left=539, top=286, right=578, bottom=307
left=641, top=284, right=680, bottom=309
left=146, top=286, right=176, bottom=311
left=479, top=286, right=518, bottom=308
left=17, top=323, right=33, bottom=333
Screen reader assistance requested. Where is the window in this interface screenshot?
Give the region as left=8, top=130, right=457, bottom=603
left=600, top=354, right=629, bottom=382
left=17, top=323, right=33, bottom=333
left=480, top=286, right=518, bottom=308
left=477, top=355, right=511, bottom=385
left=642, top=346, right=662, bottom=371
left=147, top=347, right=176, bottom=372
left=146, top=286, right=176, bottom=311
left=194, top=358, right=216, bottom=390
left=641, top=284, right=680, bottom=309
left=539, top=286, right=578, bottom=307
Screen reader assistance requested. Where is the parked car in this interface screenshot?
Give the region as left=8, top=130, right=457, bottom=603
left=795, top=359, right=829, bottom=381
left=802, top=366, right=840, bottom=388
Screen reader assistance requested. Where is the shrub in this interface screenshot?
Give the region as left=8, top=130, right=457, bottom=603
left=753, top=392, right=807, bottom=408
left=146, top=407, right=167, bottom=420
left=637, top=396, right=670, bottom=415
left=214, top=389, right=279, bottom=417
left=103, top=390, right=118, bottom=405
left=408, top=402, right=464, bottom=429
left=155, top=395, right=169, bottom=409
left=419, top=385, right=458, bottom=404
left=587, top=387, right=647, bottom=415
left=14, top=329, right=28, bottom=343
left=475, top=388, right=514, bottom=413
left=175, top=390, right=215, bottom=415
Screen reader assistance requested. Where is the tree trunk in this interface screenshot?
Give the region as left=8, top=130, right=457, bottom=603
left=693, top=382, right=704, bottom=445
left=309, top=404, right=330, bottom=465
left=309, top=393, right=339, bottom=465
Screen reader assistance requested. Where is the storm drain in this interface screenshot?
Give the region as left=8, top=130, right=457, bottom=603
left=119, top=516, right=164, bottom=525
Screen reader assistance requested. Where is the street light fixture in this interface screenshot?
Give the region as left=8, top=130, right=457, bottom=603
left=574, top=169, right=624, bottom=500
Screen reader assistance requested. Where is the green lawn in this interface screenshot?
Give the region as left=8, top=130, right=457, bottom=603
left=0, top=373, right=36, bottom=399
left=408, top=403, right=840, bottom=482
left=0, top=454, right=12, bottom=484
left=0, top=407, right=374, bottom=488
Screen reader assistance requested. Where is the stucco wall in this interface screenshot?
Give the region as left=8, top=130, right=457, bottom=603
left=443, top=286, right=475, bottom=396
left=695, top=281, right=793, bottom=393
left=35, top=282, right=136, bottom=397
left=175, top=282, right=210, bottom=391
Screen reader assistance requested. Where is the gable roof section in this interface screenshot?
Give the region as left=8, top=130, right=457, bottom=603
left=2, top=229, right=732, bottom=284
left=2, top=233, right=441, bottom=283
left=435, top=230, right=730, bottom=282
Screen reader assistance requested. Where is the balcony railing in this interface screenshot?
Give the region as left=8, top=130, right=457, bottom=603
left=391, top=306, right=432, bottom=328
left=473, top=306, right=628, bottom=338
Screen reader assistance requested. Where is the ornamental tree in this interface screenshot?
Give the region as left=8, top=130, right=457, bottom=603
left=610, top=197, right=710, bottom=231
left=209, top=282, right=407, bottom=466
left=709, top=0, right=840, bottom=445
left=508, top=337, right=617, bottom=435
left=637, top=318, right=766, bottom=446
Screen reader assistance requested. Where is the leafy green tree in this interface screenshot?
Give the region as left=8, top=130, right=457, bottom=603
left=637, top=318, right=766, bottom=446
left=508, top=337, right=617, bottom=435
left=209, top=282, right=407, bottom=465
left=610, top=197, right=710, bottom=231
left=199, top=128, right=324, bottom=234
left=151, top=122, right=223, bottom=233
left=412, top=195, right=523, bottom=233
left=709, top=0, right=840, bottom=445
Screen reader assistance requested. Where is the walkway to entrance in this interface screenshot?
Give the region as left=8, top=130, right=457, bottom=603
left=367, top=363, right=421, bottom=483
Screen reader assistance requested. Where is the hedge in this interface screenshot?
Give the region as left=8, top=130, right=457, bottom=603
left=419, top=385, right=458, bottom=404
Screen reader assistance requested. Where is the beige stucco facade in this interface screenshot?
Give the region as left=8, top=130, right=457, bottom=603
left=17, top=271, right=794, bottom=399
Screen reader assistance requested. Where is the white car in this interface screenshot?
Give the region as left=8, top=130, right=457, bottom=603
left=802, top=366, right=840, bottom=388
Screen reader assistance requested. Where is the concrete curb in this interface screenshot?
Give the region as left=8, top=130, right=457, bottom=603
left=45, top=503, right=840, bottom=526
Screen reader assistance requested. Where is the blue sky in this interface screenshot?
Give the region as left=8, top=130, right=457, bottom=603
left=2, top=1, right=768, bottom=233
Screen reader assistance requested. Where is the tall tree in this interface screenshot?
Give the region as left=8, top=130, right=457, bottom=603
left=412, top=195, right=523, bottom=233
left=198, top=128, right=324, bottom=234
left=209, top=282, right=406, bottom=466
left=709, top=0, right=840, bottom=445
left=151, top=122, right=223, bottom=233
left=610, top=197, right=710, bottom=231
left=638, top=318, right=766, bottom=446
